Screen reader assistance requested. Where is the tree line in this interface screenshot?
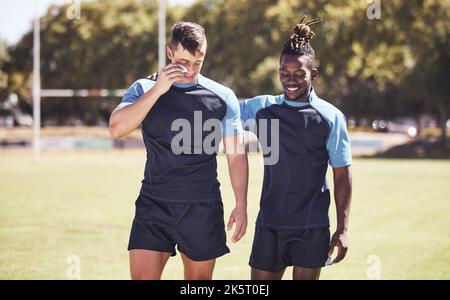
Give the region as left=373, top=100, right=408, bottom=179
left=0, top=0, right=448, bottom=140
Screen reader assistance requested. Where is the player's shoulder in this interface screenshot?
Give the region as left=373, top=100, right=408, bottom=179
left=134, top=78, right=156, bottom=90
left=248, top=94, right=283, bottom=105
left=124, top=78, right=156, bottom=97
left=243, top=94, right=283, bottom=113
left=198, top=74, right=237, bottom=101
left=310, top=89, right=345, bottom=122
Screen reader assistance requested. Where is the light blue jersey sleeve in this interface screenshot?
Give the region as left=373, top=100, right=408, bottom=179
left=310, top=92, right=352, bottom=168
left=198, top=74, right=243, bottom=137
left=240, top=95, right=282, bottom=132
left=240, top=98, right=257, bottom=122
left=220, top=93, right=243, bottom=137
left=117, top=79, right=155, bottom=108
left=325, top=112, right=352, bottom=168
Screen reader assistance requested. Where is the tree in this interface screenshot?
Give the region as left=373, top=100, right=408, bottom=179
left=2, top=0, right=448, bottom=134
left=3, top=0, right=181, bottom=125
left=0, top=39, right=10, bottom=102
left=398, top=0, right=450, bottom=143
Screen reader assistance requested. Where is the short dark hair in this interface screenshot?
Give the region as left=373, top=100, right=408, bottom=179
left=280, top=16, right=321, bottom=68
left=169, top=22, right=206, bottom=56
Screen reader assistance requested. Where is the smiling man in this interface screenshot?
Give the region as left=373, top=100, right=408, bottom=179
left=109, top=22, right=248, bottom=280
left=240, top=17, right=353, bottom=280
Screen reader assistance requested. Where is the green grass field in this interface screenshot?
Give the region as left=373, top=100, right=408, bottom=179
left=0, top=150, right=449, bottom=279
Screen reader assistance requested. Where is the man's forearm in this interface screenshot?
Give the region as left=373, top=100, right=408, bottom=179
left=227, top=153, right=248, bottom=207
left=333, top=167, right=352, bottom=233
left=109, top=86, right=163, bottom=139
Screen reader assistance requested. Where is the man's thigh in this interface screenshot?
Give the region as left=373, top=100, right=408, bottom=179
left=129, top=249, right=171, bottom=280
left=181, top=253, right=216, bottom=280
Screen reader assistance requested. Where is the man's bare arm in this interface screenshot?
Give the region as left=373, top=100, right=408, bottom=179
left=223, top=134, right=248, bottom=243
left=328, top=165, right=352, bottom=264
left=108, top=64, right=186, bottom=139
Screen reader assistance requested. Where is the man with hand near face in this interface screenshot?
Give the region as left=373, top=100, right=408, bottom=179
left=109, top=22, right=248, bottom=280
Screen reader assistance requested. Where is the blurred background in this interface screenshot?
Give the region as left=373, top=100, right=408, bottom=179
left=0, top=0, right=449, bottom=280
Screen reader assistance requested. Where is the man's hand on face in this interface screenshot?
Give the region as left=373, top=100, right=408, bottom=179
left=152, top=64, right=188, bottom=95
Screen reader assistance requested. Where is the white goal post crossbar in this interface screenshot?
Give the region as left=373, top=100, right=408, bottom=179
left=32, top=0, right=167, bottom=162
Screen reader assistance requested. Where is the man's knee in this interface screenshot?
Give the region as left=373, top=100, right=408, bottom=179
left=293, top=267, right=321, bottom=280
left=184, top=272, right=213, bottom=280
left=184, top=267, right=214, bottom=280
left=131, top=269, right=162, bottom=280
left=251, top=268, right=285, bottom=280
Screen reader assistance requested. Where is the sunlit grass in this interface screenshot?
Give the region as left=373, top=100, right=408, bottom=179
left=0, top=150, right=449, bottom=279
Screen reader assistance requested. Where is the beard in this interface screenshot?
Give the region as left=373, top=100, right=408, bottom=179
left=284, top=84, right=310, bottom=101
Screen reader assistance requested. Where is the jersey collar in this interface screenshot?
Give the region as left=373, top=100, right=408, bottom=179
left=282, top=87, right=317, bottom=107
